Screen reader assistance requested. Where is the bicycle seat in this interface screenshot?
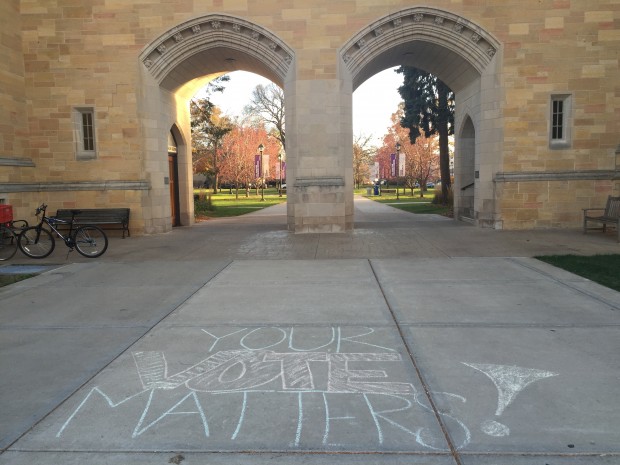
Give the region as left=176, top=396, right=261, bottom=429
left=70, top=210, right=82, bottom=216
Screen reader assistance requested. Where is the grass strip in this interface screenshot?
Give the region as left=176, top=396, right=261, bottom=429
left=0, top=274, right=36, bottom=288
left=535, top=254, right=620, bottom=292
left=195, top=189, right=286, bottom=218
left=368, top=196, right=452, bottom=216
left=382, top=201, right=452, bottom=216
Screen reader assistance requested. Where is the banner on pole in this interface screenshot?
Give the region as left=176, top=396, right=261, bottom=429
left=398, top=153, right=406, bottom=177
left=262, top=154, right=270, bottom=178
left=371, top=162, right=379, bottom=181
left=390, top=153, right=396, bottom=177
left=255, top=154, right=262, bottom=178
left=277, top=161, right=287, bottom=179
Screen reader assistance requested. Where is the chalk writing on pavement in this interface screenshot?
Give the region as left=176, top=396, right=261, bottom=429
left=55, top=326, right=558, bottom=449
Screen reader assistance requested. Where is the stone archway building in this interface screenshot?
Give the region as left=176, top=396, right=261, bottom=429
left=1, top=1, right=618, bottom=234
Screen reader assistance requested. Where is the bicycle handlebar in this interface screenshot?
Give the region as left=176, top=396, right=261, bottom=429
left=35, top=203, right=48, bottom=216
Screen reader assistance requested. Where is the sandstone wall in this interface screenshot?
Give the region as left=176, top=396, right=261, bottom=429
left=0, top=1, right=617, bottom=231
left=0, top=0, right=33, bottom=216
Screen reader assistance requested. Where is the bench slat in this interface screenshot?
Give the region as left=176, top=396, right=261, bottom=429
left=583, top=196, right=620, bottom=242
left=54, top=208, right=130, bottom=238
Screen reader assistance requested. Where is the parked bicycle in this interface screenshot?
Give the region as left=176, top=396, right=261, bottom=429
left=18, top=204, right=108, bottom=259
left=0, top=205, right=28, bottom=261
left=0, top=224, right=18, bottom=261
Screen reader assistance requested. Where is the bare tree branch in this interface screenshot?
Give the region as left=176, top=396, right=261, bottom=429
left=244, top=83, right=285, bottom=149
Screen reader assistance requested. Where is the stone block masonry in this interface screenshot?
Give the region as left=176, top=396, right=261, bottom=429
left=0, top=1, right=618, bottom=233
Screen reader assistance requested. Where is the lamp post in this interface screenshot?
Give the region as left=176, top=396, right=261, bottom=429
left=278, top=152, right=283, bottom=197
left=258, top=143, right=265, bottom=201
left=395, top=141, right=401, bottom=200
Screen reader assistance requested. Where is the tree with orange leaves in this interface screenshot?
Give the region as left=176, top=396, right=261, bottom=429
left=219, top=120, right=282, bottom=199
left=378, top=105, right=439, bottom=197
left=191, top=99, right=232, bottom=193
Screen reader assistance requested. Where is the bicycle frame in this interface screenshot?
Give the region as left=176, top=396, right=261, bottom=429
left=18, top=203, right=108, bottom=259
left=33, top=204, right=79, bottom=247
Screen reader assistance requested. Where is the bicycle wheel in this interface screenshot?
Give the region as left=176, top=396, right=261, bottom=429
left=74, top=225, right=108, bottom=258
left=0, top=225, right=18, bottom=261
left=18, top=226, right=55, bottom=258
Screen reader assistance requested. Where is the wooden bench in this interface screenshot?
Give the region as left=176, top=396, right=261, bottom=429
left=583, top=196, right=620, bottom=242
left=381, top=188, right=396, bottom=194
left=55, top=208, right=130, bottom=238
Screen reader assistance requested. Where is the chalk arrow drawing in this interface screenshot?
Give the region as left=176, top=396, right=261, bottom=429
left=462, top=363, right=558, bottom=416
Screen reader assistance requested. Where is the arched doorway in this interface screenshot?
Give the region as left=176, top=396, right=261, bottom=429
left=167, top=131, right=181, bottom=227
left=138, top=15, right=295, bottom=233
left=457, top=116, right=476, bottom=221
left=341, top=7, right=503, bottom=228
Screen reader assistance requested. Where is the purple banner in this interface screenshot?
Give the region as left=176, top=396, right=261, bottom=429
left=390, top=153, right=396, bottom=177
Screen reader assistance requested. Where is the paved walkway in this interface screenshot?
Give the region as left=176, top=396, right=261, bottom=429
left=1, top=197, right=619, bottom=465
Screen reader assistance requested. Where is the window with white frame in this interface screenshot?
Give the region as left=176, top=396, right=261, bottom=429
left=549, top=94, right=572, bottom=149
left=73, top=107, right=97, bottom=159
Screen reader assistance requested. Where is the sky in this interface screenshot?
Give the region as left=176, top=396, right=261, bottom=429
left=206, top=68, right=404, bottom=146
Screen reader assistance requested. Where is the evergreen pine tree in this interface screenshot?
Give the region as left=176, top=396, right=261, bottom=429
left=397, top=67, right=454, bottom=202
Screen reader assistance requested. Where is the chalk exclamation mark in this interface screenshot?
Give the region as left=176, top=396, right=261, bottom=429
left=462, top=362, right=558, bottom=437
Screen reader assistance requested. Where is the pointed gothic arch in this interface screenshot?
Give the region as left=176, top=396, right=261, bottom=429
left=457, top=115, right=476, bottom=220
left=139, top=14, right=295, bottom=90
left=136, top=15, right=295, bottom=233
left=341, top=7, right=503, bottom=228
left=340, top=7, right=499, bottom=90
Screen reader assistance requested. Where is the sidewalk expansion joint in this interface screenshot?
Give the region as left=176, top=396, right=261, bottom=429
left=7, top=448, right=455, bottom=457
left=401, top=322, right=620, bottom=328
left=368, top=258, right=463, bottom=465
left=2, top=259, right=234, bottom=453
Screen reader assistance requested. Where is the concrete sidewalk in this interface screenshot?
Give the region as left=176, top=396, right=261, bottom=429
left=1, top=197, right=619, bottom=465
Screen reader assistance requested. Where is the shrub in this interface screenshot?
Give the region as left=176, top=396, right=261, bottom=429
left=432, top=185, right=454, bottom=206
left=194, top=190, right=215, bottom=216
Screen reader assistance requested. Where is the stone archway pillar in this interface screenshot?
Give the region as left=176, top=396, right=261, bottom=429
left=285, top=77, right=354, bottom=233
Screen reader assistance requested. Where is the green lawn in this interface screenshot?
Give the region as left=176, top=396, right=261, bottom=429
left=196, top=187, right=447, bottom=219
left=0, top=274, right=36, bottom=288
left=197, top=187, right=448, bottom=218
left=535, top=254, right=620, bottom=292
left=357, top=188, right=452, bottom=216
left=195, top=188, right=286, bottom=218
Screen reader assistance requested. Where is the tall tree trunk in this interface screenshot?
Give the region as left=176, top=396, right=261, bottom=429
left=212, top=145, right=218, bottom=195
